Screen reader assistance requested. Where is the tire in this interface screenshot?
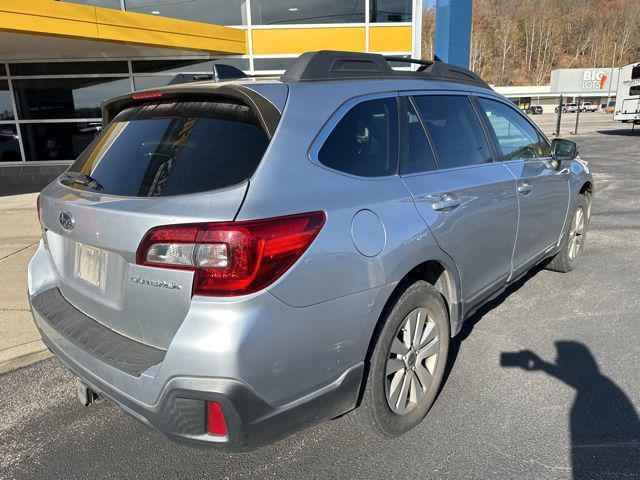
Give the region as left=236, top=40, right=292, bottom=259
left=352, top=280, right=450, bottom=436
left=546, top=194, right=589, bottom=273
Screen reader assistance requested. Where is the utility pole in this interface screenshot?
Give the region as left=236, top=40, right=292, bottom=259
left=555, top=95, right=563, bottom=137
left=606, top=42, right=617, bottom=107
left=574, top=96, right=581, bottom=135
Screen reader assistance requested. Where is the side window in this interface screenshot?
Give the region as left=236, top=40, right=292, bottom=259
left=401, top=99, right=438, bottom=174
left=318, top=97, right=398, bottom=177
left=476, top=97, right=546, bottom=160
left=412, top=95, right=492, bottom=169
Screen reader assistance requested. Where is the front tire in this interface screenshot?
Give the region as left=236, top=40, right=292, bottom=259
left=546, top=194, right=589, bottom=273
left=353, top=281, right=449, bottom=436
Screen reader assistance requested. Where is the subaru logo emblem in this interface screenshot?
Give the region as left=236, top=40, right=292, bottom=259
left=59, top=210, right=75, bottom=231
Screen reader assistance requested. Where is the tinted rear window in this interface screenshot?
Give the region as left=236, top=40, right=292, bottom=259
left=64, top=100, right=269, bottom=197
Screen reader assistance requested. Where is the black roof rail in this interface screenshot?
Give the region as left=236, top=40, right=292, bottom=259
left=384, top=56, right=435, bottom=71
left=280, top=51, right=490, bottom=89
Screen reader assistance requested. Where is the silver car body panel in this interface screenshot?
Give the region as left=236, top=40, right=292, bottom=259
left=29, top=71, right=593, bottom=448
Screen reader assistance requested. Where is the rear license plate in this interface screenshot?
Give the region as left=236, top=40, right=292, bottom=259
left=74, top=243, right=106, bottom=290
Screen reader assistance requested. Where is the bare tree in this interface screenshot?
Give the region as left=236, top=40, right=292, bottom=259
left=421, top=0, right=640, bottom=85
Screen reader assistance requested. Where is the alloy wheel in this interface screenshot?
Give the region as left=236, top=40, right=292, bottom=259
left=568, top=206, right=585, bottom=261
left=385, top=307, right=440, bottom=414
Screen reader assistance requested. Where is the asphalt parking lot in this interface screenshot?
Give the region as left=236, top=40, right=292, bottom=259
left=1, top=128, right=639, bottom=480
left=532, top=111, right=629, bottom=137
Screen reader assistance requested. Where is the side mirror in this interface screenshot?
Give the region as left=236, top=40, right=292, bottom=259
left=551, top=138, right=578, bottom=161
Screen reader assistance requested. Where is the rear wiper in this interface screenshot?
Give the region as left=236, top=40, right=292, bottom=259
left=61, top=172, right=104, bottom=191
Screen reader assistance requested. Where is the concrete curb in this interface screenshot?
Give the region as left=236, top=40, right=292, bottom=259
left=0, top=340, right=52, bottom=375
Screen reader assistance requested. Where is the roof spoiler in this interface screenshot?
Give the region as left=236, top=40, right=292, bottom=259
left=101, top=83, right=281, bottom=138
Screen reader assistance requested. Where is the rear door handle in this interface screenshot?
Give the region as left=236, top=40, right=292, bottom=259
left=432, top=194, right=461, bottom=211
left=517, top=182, right=533, bottom=194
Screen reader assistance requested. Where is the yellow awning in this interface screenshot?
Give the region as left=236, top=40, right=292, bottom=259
left=0, top=0, right=246, bottom=59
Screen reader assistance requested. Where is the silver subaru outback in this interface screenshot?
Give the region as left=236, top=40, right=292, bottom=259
left=29, top=51, right=593, bottom=451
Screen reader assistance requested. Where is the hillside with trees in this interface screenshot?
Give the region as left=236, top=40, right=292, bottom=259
left=421, top=0, right=640, bottom=85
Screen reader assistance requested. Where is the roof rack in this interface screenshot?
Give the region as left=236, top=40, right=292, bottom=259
left=280, top=51, right=490, bottom=89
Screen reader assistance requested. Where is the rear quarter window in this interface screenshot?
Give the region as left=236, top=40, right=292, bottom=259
left=317, top=97, right=398, bottom=177
left=63, top=99, right=269, bottom=197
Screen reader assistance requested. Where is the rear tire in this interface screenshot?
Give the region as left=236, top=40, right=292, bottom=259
left=546, top=194, right=589, bottom=273
left=353, top=280, right=449, bottom=436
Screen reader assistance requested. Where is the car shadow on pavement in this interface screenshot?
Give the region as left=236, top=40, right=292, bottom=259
left=596, top=128, right=640, bottom=137
left=442, top=264, right=546, bottom=387
left=499, top=342, right=640, bottom=479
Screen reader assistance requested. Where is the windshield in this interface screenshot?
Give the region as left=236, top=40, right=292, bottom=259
left=63, top=99, right=269, bottom=197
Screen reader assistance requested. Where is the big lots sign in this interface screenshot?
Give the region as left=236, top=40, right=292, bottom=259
left=582, top=70, right=608, bottom=90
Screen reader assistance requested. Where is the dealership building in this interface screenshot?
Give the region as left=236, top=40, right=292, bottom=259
left=0, top=0, right=421, bottom=189
left=495, top=66, right=621, bottom=112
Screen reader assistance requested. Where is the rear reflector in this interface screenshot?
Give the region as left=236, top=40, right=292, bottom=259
left=206, top=401, right=228, bottom=436
left=136, top=211, right=325, bottom=296
left=131, top=90, right=165, bottom=101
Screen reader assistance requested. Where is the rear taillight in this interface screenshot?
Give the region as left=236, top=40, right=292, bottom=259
left=136, top=211, right=325, bottom=296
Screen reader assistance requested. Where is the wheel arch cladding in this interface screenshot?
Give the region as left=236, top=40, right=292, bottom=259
left=363, top=260, right=458, bottom=371
left=354, top=261, right=456, bottom=408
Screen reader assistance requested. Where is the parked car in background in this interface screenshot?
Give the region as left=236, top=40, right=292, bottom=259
left=556, top=103, right=578, bottom=113
left=525, top=105, right=543, bottom=115
left=565, top=103, right=578, bottom=113
left=579, top=102, right=598, bottom=113
left=29, top=51, right=594, bottom=451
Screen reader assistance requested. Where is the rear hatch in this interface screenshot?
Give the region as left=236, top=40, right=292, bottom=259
left=39, top=89, right=281, bottom=349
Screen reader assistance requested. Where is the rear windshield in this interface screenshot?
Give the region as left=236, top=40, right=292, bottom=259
left=63, top=99, right=269, bottom=197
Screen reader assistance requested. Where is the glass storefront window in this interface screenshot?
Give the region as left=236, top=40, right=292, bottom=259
left=13, top=78, right=130, bottom=120
left=370, top=0, right=412, bottom=22
left=20, top=122, right=102, bottom=161
left=125, top=0, right=247, bottom=25
left=132, top=58, right=249, bottom=74
left=61, top=0, right=123, bottom=9
left=0, top=125, right=21, bottom=162
left=133, top=76, right=174, bottom=90
left=1, top=81, right=14, bottom=121
left=10, top=61, right=128, bottom=76
left=251, top=0, right=364, bottom=24
left=0, top=65, right=6, bottom=76
left=253, top=58, right=297, bottom=71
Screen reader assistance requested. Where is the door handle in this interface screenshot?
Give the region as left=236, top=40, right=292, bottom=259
left=517, top=182, right=533, bottom=194
left=432, top=194, right=461, bottom=211
left=557, top=167, right=571, bottom=175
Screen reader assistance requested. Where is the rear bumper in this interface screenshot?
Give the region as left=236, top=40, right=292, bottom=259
left=27, top=239, right=392, bottom=450
left=32, top=292, right=363, bottom=450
